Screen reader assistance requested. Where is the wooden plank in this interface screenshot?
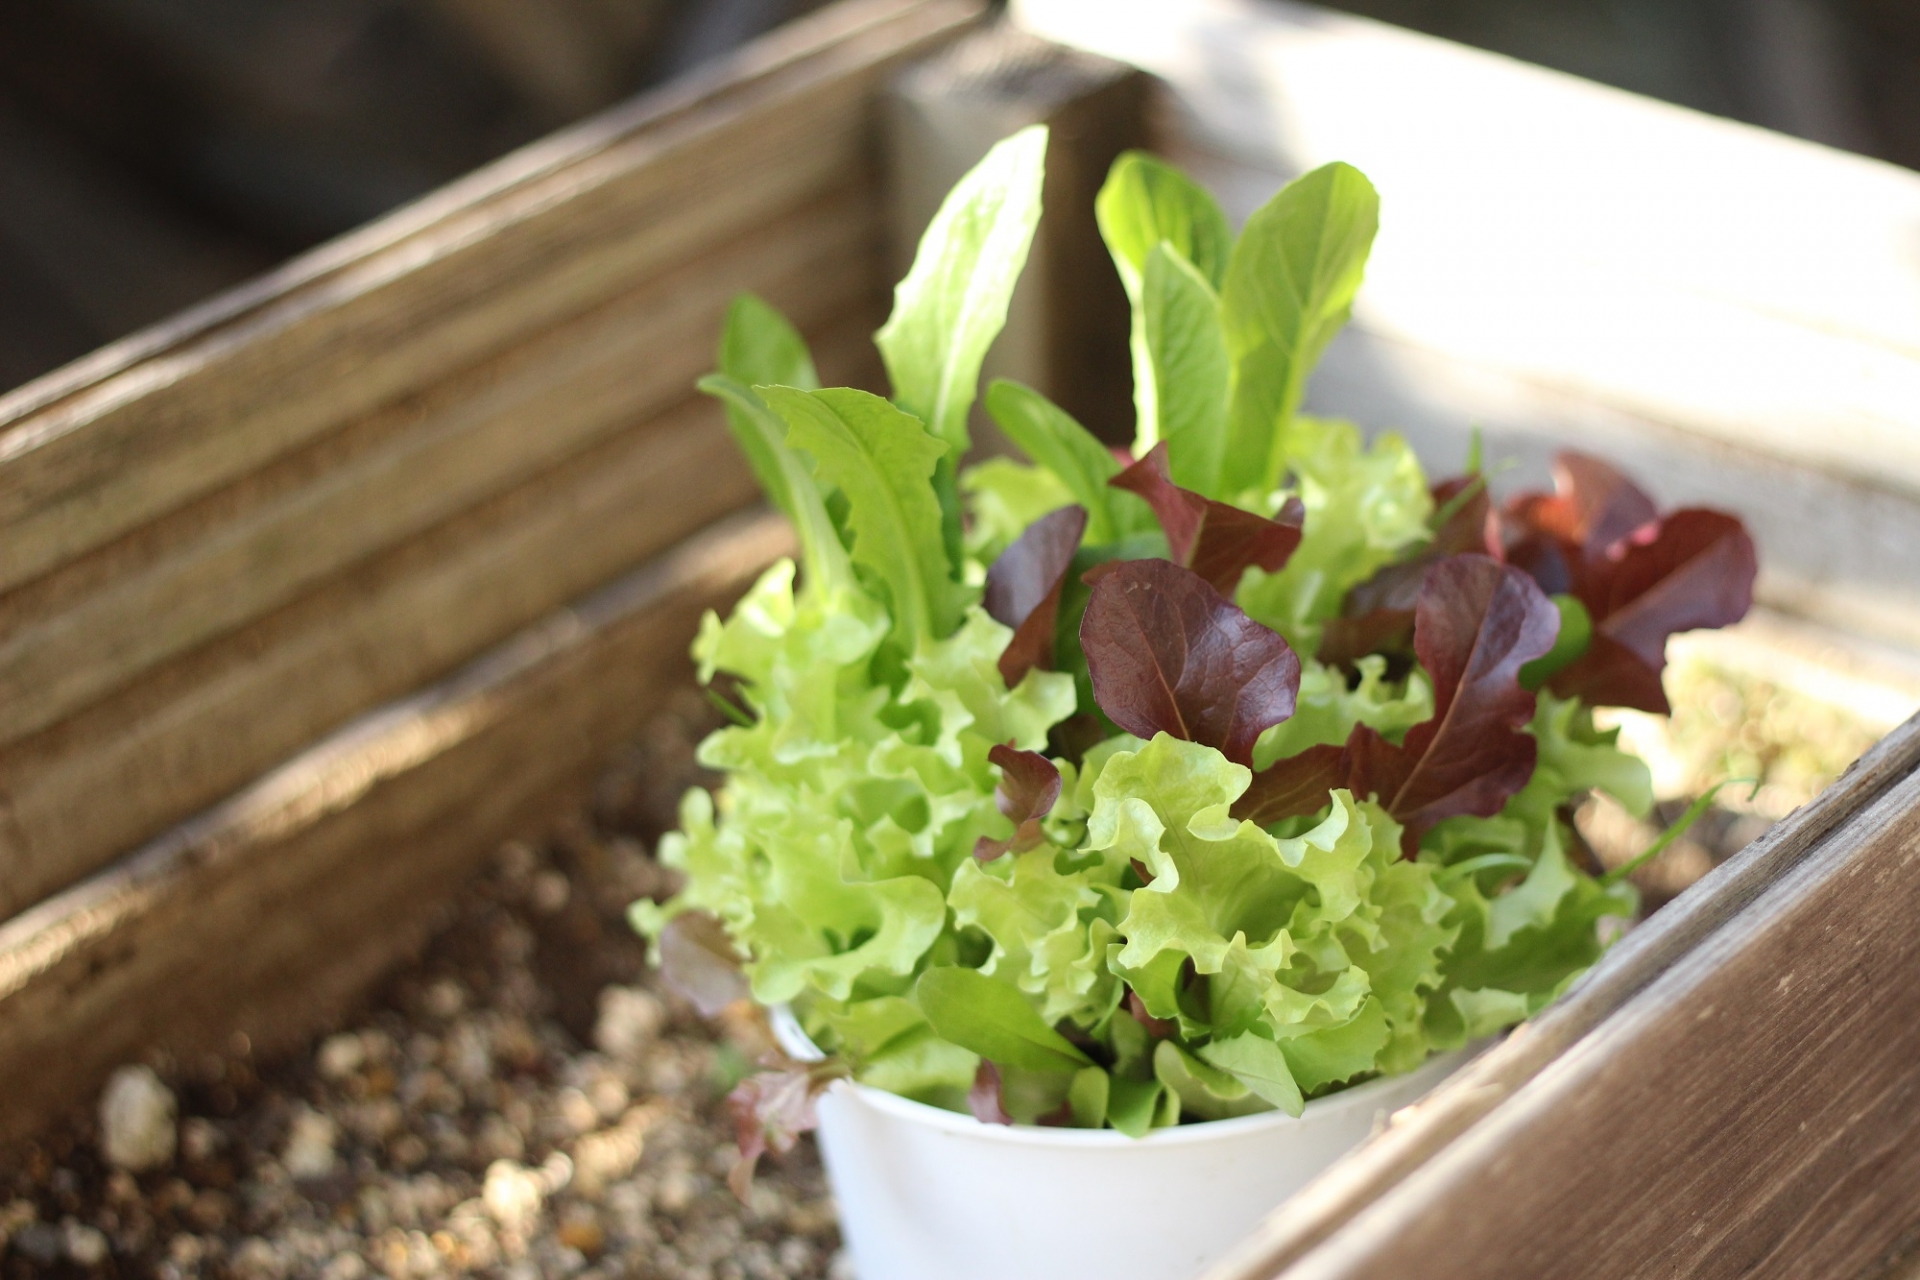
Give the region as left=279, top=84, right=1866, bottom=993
left=0, top=183, right=878, bottom=748
left=0, top=510, right=794, bottom=1142
left=0, top=312, right=882, bottom=919
left=1011, top=0, right=1920, bottom=653
left=1256, top=729, right=1920, bottom=1279
left=1202, top=711, right=1920, bottom=1279
left=0, top=0, right=982, bottom=596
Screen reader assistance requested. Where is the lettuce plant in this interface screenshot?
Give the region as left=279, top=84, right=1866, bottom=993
left=632, top=127, right=1757, bottom=1166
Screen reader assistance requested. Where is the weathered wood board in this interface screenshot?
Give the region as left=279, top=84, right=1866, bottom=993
left=0, top=512, right=790, bottom=1141
left=0, top=0, right=983, bottom=917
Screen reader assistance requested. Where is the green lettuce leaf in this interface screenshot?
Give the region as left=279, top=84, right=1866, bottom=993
left=960, top=456, right=1076, bottom=565
left=917, top=966, right=1093, bottom=1073
left=1237, top=416, right=1432, bottom=654
left=984, top=379, right=1149, bottom=544
left=761, top=386, right=971, bottom=648
left=1139, top=244, right=1231, bottom=495
left=1096, top=151, right=1232, bottom=478
left=877, top=125, right=1049, bottom=457
left=1252, top=655, right=1432, bottom=769
left=1219, top=162, right=1380, bottom=496
left=698, top=377, right=854, bottom=597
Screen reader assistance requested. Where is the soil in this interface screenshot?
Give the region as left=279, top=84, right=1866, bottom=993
left=0, top=692, right=842, bottom=1280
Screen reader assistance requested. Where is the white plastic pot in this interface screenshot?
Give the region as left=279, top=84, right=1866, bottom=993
left=771, top=1009, right=1473, bottom=1280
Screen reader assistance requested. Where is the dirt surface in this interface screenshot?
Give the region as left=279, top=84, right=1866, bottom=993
left=0, top=693, right=843, bottom=1280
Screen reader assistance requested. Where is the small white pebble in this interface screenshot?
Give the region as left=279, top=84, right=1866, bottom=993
left=423, top=979, right=466, bottom=1019
left=588, top=1073, right=629, bottom=1121
left=179, top=1117, right=224, bottom=1163
left=557, top=1087, right=600, bottom=1135
left=230, top=1236, right=280, bottom=1275
left=316, top=1033, right=366, bottom=1081
left=530, top=870, right=572, bottom=914
left=656, top=1167, right=697, bottom=1214
left=592, top=987, right=666, bottom=1061
left=0, top=1198, right=38, bottom=1242
left=483, top=1161, right=545, bottom=1234
left=98, top=1064, right=177, bottom=1171
left=496, top=841, right=538, bottom=884
left=537, top=1150, right=574, bottom=1195
left=446, top=1021, right=492, bottom=1086
left=320, top=1254, right=369, bottom=1280
left=63, top=1219, right=109, bottom=1266
left=283, top=1108, right=339, bottom=1180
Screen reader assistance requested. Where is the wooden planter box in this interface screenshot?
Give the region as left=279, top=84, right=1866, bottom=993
left=4, top=0, right=1919, bottom=1275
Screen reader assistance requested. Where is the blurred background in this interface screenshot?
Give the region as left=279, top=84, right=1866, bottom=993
left=0, top=0, right=1915, bottom=395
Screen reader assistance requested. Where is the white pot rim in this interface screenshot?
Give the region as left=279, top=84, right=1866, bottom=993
left=771, top=1004, right=1474, bottom=1150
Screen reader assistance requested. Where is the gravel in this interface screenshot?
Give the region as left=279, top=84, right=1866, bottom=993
left=0, top=692, right=843, bottom=1280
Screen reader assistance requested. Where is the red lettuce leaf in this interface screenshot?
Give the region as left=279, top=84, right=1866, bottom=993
left=1110, top=443, right=1304, bottom=594
left=1316, top=561, right=1423, bottom=668
left=1428, top=473, right=1498, bottom=557
left=1365, top=554, right=1558, bottom=841
left=1081, top=558, right=1301, bottom=767
left=973, top=743, right=1064, bottom=862
left=968, top=1061, right=1014, bottom=1126
left=1242, top=556, right=1556, bottom=849
left=1318, top=472, right=1493, bottom=668
left=657, top=911, right=752, bottom=1018
left=1506, top=453, right=1658, bottom=576
left=727, top=1064, right=832, bottom=1200
left=1230, top=742, right=1349, bottom=827
left=984, top=504, right=1089, bottom=687
left=1500, top=453, right=1756, bottom=712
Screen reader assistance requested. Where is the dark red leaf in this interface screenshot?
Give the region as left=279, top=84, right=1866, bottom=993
left=1550, top=509, right=1756, bottom=713
left=1280, top=556, right=1562, bottom=850
left=1517, top=453, right=1659, bottom=555
left=658, top=912, right=751, bottom=1018
left=1428, top=473, right=1498, bottom=557
left=1499, top=453, right=1757, bottom=713
left=968, top=1061, right=1014, bottom=1126
left=1230, top=742, right=1349, bottom=827
left=1318, top=473, right=1492, bottom=668
left=727, top=1066, right=828, bottom=1200
left=1352, top=555, right=1559, bottom=846
left=985, top=505, right=1089, bottom=687
left=974, top=743, right=1063, bottom=861
left=1110, top=443, right=1304, bottom=594
left=1316, top=560, right=1424, bottom=668
left=1080, top=559, right=1301, bottom=767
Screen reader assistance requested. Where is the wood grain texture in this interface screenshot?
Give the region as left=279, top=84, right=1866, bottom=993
left=0, top=185, right=878, bottom=748
left=1267, top=736, right=1920, bottom=1280
left=0, top=313, right=883, bottom=919
left=1203, top=712, right=1920, bottom=1279
left=0, top=0, right=981, bottom=596
left=0, top=0, right=968, bottom=913
left=0, top=511, right=793, bottom=1142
